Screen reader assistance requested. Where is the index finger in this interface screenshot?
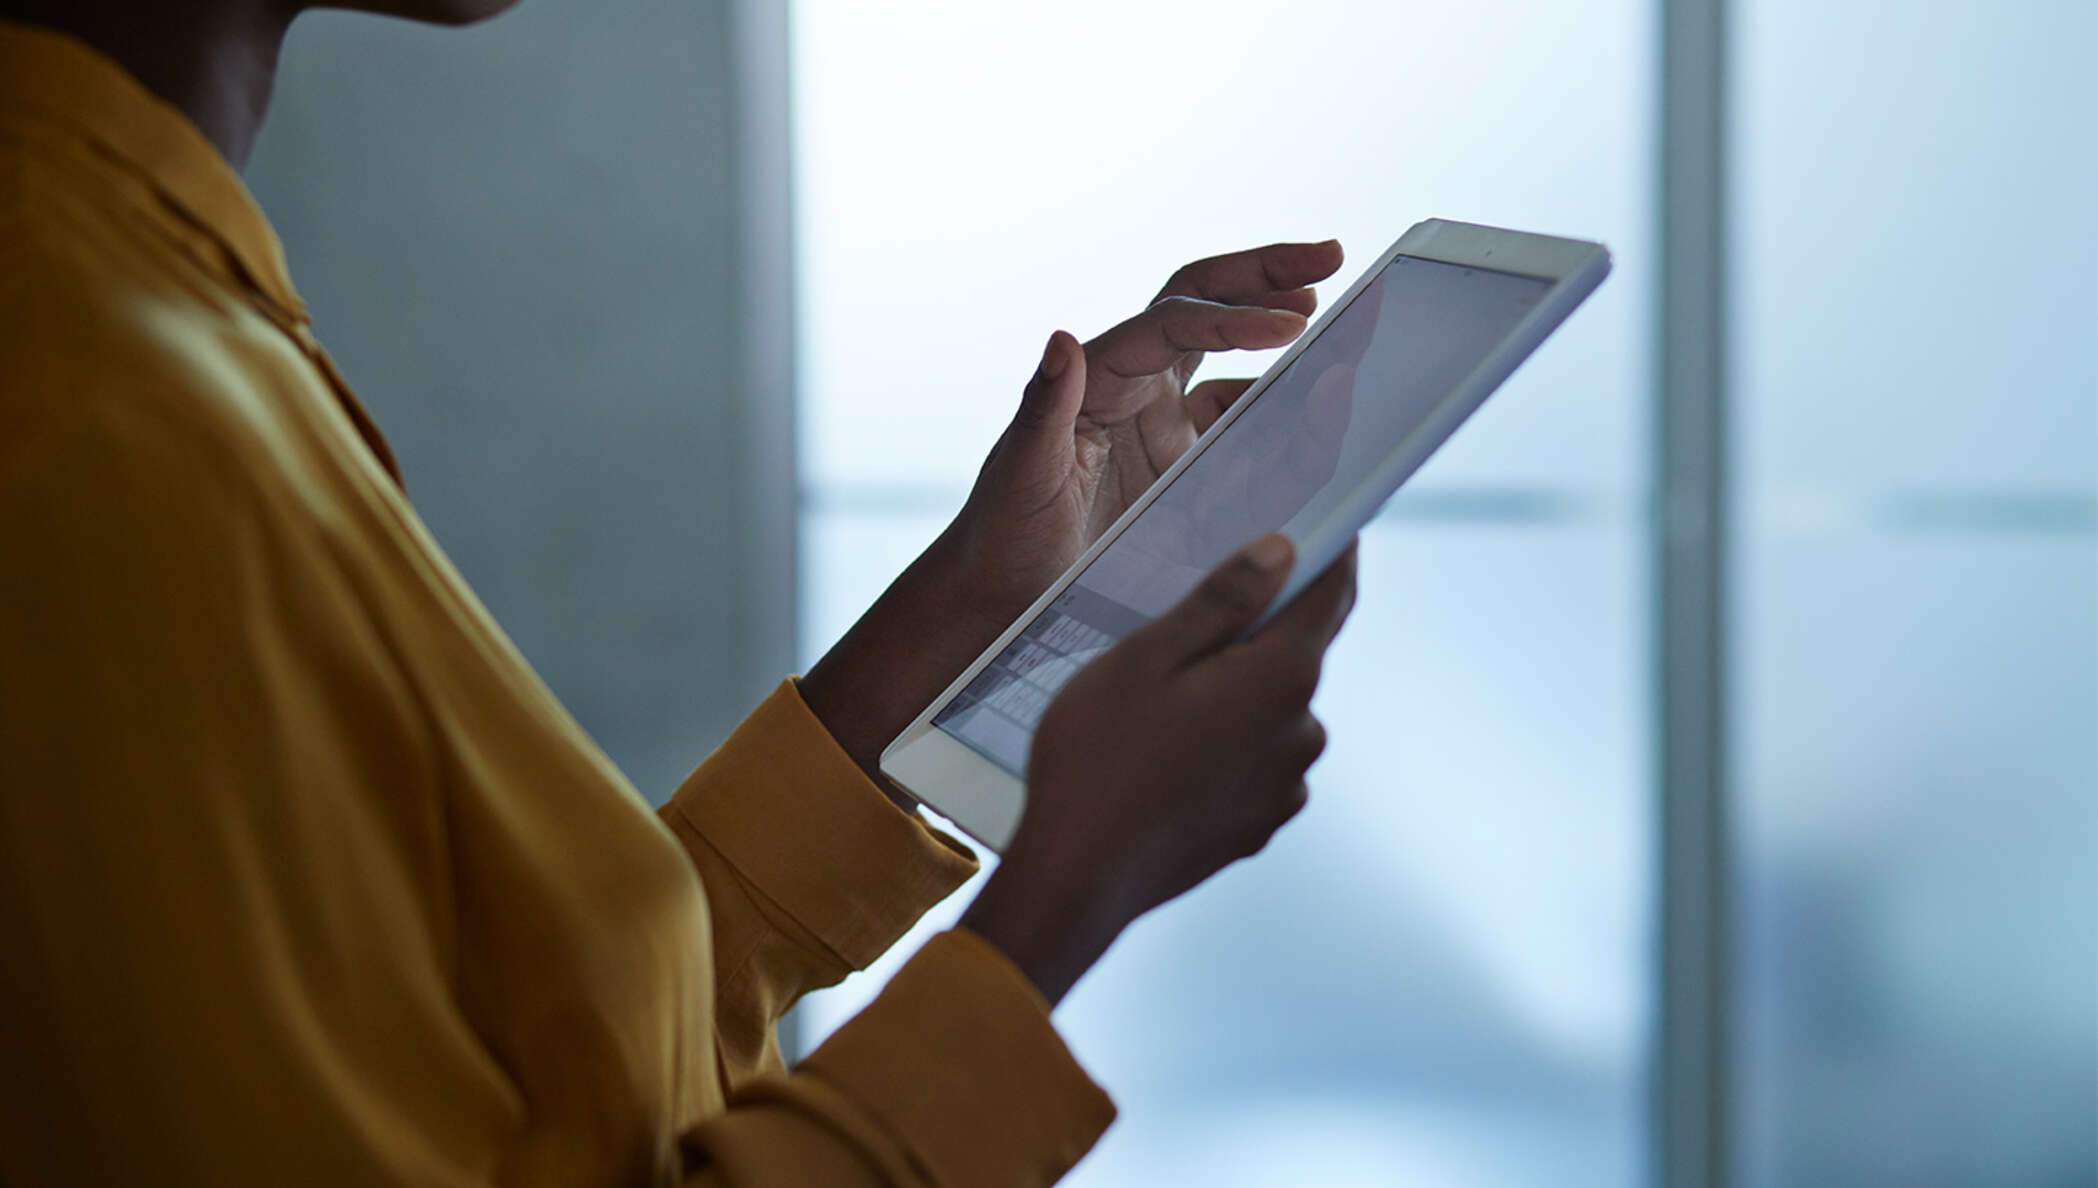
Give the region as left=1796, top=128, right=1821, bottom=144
left=1157, top=241, right=1346, bottom=306
left=1088, top=297, right=1306, bottom=381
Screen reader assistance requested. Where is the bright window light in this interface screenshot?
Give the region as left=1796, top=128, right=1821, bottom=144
left=793, top=2, right=1655, bottom=1183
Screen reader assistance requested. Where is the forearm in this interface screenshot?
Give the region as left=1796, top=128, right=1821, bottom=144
left=798, top=524, right=1011, bottom=806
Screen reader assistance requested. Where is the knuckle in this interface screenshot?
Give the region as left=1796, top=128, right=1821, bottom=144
left=1146, top=297, right=1208, bottom=347
left=1335, top=580, right=1359, bottom=625
left=1257, top=781, right=1309, bottom=844
left=1239, top=814, right=1285, bottom=859
left=1296, top=717, right=1328, bottom=765
left=1233, top=775, right=1311, bottom=858
left=1279, top=662, right=1321, bottom=707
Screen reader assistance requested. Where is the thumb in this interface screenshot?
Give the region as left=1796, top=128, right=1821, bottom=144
left=1129, top=534, right=1295, bottom=669
left=1011, top=330, right=1086, bottom=435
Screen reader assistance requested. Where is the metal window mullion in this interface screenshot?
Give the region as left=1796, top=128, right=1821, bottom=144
left=1656, top=0, right=1732, bottom=1184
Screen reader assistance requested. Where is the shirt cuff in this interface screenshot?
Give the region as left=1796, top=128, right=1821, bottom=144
left=801, top=929, right=1117, bottom=1185
left=664, top=679, right=979, bottom=971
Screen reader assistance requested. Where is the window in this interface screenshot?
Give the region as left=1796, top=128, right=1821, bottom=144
left=788, top=3, right=2097, bottom=1184
left=792, top=2, right=1656, bottom=1183
left=1727, top=4, right=2098, bottom=1183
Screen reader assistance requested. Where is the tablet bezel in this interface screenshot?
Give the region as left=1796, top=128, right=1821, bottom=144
left=881, top=219, right=1612, bottom=852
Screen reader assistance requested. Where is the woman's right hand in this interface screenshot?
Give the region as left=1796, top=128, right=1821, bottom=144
left=958, top=533, right=1359, bottom=1006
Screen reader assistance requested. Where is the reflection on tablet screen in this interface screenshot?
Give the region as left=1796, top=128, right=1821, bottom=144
left=936, top=256, right=1552, bottom=776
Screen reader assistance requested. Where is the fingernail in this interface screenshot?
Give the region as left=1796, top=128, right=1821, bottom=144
left=1245, top=534, right=1293, bottom=573
left=1040, top=333, right=1070, bottom=380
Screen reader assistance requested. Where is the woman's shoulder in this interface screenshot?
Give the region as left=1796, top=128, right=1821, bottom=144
left=0, top=203, right=374, bottom=563
left=0, top=134, right=311, bottom=451
left=0, top=240, right=346, bottom=630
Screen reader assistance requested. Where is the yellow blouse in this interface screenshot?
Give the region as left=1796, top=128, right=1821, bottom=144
left=0, top=21, right=1112, bottom=1186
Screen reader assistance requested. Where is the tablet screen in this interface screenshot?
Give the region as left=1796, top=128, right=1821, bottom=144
left=934, top=255, right=1553, bottom=775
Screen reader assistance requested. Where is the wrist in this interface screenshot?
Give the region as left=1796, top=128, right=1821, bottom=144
left=798, top=524, right=1013, bottom=803
left=923, top=522, right=1013, bottom=630
left=923, top=514, right=1038, bottom=638
left=958, top=843, right=1130, bottom=1008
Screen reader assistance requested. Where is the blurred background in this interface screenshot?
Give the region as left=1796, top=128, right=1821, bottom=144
left=245, top=1, right=2094, bottom=1185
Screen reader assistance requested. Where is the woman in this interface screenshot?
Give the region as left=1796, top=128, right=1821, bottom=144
left=0, top=1, right=1359, bottom=1183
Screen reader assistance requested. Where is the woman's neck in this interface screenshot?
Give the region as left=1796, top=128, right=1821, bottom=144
left=1, top=0, right=295, bottom=168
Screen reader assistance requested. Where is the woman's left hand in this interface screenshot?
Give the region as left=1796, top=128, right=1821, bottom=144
left=944, top=239, right=1345, bottom=621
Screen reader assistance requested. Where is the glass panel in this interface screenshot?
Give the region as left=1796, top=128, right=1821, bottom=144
left=1731, top=2, right=2098, bottom=493
left=794, top=1, right=1655, bottom=1181
left=1731, top=533, right=2098, bottom=1187
left=1059, top=520, right=1650, bottom=1186
left=794, top=0, right=1656, bottom=498
left=799, top=509, right=951, bottom=667
left=800, top=517, right=1653, bottom=1187
left=1731, top=4, right=2098, bottom=1183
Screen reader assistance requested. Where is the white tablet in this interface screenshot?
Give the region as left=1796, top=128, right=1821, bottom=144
left=882, top=219, right=1611, bottom=851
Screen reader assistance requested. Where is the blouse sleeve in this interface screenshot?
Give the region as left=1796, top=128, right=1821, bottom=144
left=660, top=688, right=1118, bottom=1184
left=678, top=929, right=1116, bottom=1186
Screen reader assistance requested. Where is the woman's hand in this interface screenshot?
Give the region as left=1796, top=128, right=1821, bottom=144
left=946, top=240, right=1346, bottom=620
left=800, top=242, right=1344, bottom=798
left=960, top=535, right=1359, bottom=1006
